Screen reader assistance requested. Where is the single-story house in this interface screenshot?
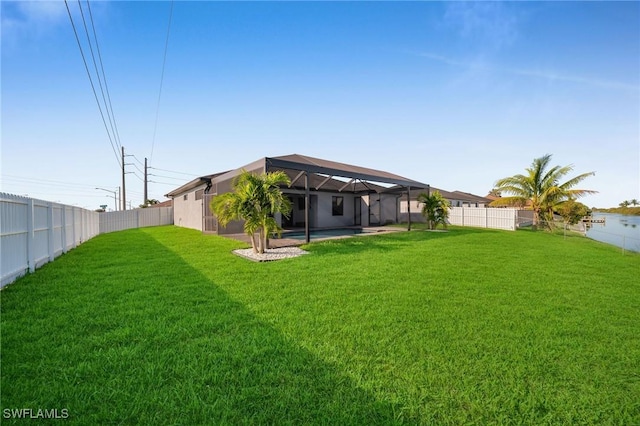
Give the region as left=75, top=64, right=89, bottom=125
left=150, top=199, right=173, bottom=208
left=396, top=187, right=492, bottom=223
left=165, top=154, right=430, bottom=242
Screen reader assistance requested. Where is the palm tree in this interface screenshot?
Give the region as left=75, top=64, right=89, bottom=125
left=210, top=170, right=292, bottom=254
left=417, top=191, right=450, bottom=230
left=490, top=154, right=596, bottom=230
left=488, top=188, right=502, bottom=198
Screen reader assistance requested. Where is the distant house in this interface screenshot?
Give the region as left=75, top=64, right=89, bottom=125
left=165, top=154, right=429, bottom=241
left=446, top=190, right=492, bottom=207
left=150, top=199, right=173, bottom=208
left=398, top=187, right=492, bottom=223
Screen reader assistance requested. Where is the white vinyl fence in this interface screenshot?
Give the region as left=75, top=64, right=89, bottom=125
left=99, top=207, right=173, bottom=234
left=1, top=193, right=100, bottom=287
left=448, top=207, right=519, bottom=231
left=1, top=193, right=174, bottom=288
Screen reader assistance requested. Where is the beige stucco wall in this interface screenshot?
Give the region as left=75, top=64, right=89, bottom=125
left=172, top=185, right=206, bottom=231
left=398, top=200, right=427, bottom=223
left=314, top=192, right=355, bottom=228
left=380, top=193, right=399, bottom=224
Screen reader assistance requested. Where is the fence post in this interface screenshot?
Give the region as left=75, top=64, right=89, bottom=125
left=62, top=207, right=67, bottom=253
left=78, top=210, right=84, bottom=245
left=485, top=208, right=488, bottom=228
left=80, top=208, right=84, bottom=244
left=48, top=202, right=55, bottom=261
left=27, top=198, right=35, bottom=273
left=71, top=208, right=77, bottom=249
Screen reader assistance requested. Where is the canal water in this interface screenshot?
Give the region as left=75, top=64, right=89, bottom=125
left=586, top=212, right=640, bottom=253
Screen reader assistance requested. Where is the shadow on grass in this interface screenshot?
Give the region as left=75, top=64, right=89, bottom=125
left=1, top=230, right=404, bottom=425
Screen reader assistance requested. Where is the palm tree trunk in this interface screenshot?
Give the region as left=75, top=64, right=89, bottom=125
left=249, top=233, right=258, bottom=253
left=532, top=210, right=540, bottom=231
left=258, top=228, right=265, bottom=254
left=262, top=226, right=269, bottom=253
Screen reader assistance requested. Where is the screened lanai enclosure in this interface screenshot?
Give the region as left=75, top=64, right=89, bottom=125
left=168, top=154, right=429, bottom=243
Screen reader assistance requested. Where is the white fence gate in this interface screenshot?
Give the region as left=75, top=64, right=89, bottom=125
left=448, top=207, right=519, bottom=231
left=1, top=193, right=100, bottom=287
left=1, top=193, right=174, bottom=288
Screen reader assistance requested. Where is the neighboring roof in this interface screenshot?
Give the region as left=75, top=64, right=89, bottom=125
left=405, top=187, right=492, bottom=204
left=450, top=191, right=492, bottom=204
left=150, top=199, right=172, bottom=208
left=165, top=171, right=230, bottom=198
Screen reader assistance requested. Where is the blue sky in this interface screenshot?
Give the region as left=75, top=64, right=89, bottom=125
left=2, top=1, right=638, bottom=209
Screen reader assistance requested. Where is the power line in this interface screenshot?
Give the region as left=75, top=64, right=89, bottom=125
left=148, top=173, right=191, bottom=181
left=78, top=0, right=118, bottom=154
left=86, top=0, right=122, bottom=153
left=131, top=154, right=145, bottom=167
left=77, top=0, right=121, bottom=155
left=148, top=166, right=199, bottom=177
left=131, top=162, right=145, bottom=175
left=1, top=176, right=123, bottom=200
left=2, top=174, right=112, bottom=190
left=149, top=180, right=182, bottom=186
left=131, top=172, right=145, bottom=183
left=150, top=0, right=174, bottom=162
left=64, top=0, right=121, bottom=167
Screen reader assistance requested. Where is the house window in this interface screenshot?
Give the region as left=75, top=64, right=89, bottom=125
left=183, top=194, right=188, bottom=201
left=298, top=197, right=305, bottom=210
left=195, top=189, right=204, bottom=200
left=332, top=196, right=344, bottom=216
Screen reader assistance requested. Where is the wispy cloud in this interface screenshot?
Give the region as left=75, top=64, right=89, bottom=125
left=17, top=1, right=67, bottom=21
left=443, top=2, right=520, bottom=50
left=415, top=51, right=640, bottom=93
left=507, top=67, right=639, bottom=92
left=1, top=1, right=69, bottom=46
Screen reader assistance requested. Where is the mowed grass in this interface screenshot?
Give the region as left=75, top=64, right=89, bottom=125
left=1, top=226, right=638, bottom=425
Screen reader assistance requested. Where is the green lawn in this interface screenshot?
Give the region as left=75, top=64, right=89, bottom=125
left=1, top=226, right=638, bottom=425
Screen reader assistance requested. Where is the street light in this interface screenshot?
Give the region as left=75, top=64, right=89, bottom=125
left=95, top=187, right=118, bottom=211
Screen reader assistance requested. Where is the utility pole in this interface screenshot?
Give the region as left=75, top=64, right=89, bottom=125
left=121, top=146, right=126, bottom=210
left=144, top=157, right=148, bottom=205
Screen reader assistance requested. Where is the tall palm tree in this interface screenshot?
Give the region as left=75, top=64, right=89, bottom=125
left=490, top=154, right=596, bottom=230
left=417, top=191, right=450, bottom=230
left=210, top=169, right=291, bottom=254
